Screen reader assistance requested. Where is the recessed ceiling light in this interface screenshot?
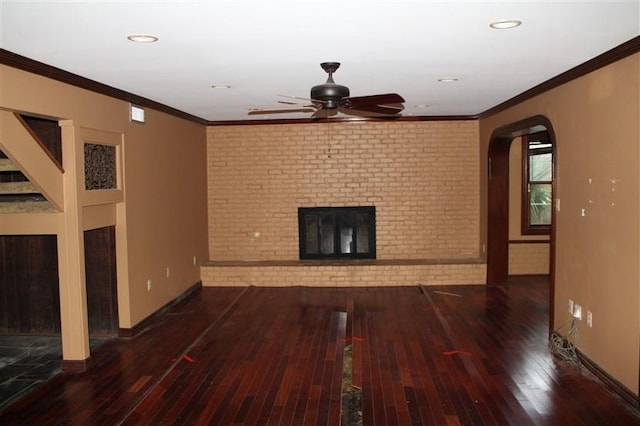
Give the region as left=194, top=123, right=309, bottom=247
left=211, top=84, right=231, bottom=89
left=489, top=19, right=522, bottom=29
left=438, top=77, right=458, bottom=83
left=414, top=104, right=429, bottom=108
left=127, top=34, right=158, bottom=43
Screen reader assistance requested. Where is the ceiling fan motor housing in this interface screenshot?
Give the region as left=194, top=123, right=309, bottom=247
left=311, top=83, right=350, bottom=109
left=311, top=62, right=349, bottom=109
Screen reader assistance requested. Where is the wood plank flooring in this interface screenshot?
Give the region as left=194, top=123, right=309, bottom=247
left=1, top=278, right=639, bottom=425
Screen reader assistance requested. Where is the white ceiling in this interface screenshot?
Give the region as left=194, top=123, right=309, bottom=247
left=1, top=1, right=638, bottom=122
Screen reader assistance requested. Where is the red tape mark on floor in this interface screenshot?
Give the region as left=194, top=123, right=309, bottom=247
left=340, top=336, right=365, bottom=343
left=442, top=350, right=471, bottom=356
left=183, top=354, right=196, bottom=363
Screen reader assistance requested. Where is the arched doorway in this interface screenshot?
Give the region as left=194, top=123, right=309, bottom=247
left=486, top=115, right=557, bottom=329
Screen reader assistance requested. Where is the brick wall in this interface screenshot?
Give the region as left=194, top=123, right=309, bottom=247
left=204, top=120, right=484, bottom=286
left=508, top=242, right=550, bottom=275
left=200, top=261, right=485, bottom=287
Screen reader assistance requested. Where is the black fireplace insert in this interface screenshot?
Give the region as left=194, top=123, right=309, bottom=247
left=298, top=206, right=376, bottom=260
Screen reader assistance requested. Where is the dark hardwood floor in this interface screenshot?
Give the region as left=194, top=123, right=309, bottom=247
left=1, top=278, right=639, bottom=425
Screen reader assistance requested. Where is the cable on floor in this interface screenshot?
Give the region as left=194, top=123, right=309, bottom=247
left=549, top=317, right=579, bottom=363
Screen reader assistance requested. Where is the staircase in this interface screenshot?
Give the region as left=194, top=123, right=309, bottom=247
left=0, top=156, right=56, bottom=213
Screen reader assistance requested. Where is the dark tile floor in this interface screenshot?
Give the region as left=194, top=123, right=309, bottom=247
left=0, top=336, right=108, bottom=413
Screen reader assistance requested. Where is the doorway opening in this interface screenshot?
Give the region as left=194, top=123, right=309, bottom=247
left=486, top=115, right=557, bottom=331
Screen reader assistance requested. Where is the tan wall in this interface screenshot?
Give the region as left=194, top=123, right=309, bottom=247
left=480, top=54, right=640, bottom=393
left=0, top=65, right=208, bottom=348
left=508, top=137, right=550, bottom=275
left=120, top=108, right=208, bottom=326
left=207, top=121, right=480, bottom=261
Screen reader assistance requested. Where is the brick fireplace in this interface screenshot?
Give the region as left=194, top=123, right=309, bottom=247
left=203, top=120, right=485, bottom=287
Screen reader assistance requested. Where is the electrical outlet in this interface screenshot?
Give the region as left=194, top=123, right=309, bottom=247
left=193, top=255, right=197, bottom=266
left=573, top=304, right=582, bottom=320
left=166, top=267, right=170, bottom=278
left=568, top=299, right=574, bottom=315
left=147, top=279, right=152, bottom=291
left=587, top=310, right=593, bottom=327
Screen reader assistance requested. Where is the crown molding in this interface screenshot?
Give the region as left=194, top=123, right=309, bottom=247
left=0, top=49, right=207, bottom=125
left=3, top=35, right=638, bottom=127
left=479, top=36, right=640, bottom=119
left=207, top=114, right=478, bottom=126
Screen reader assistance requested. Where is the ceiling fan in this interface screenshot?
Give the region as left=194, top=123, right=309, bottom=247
left=249, top=62, right=405, bottom=118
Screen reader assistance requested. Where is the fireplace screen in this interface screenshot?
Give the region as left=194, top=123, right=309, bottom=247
left=298, top=206, right=376, bottom=260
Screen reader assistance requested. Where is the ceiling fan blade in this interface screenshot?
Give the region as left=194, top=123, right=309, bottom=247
left=248, top=107, right=315, bottom=115
left=347, top=103, right=404, bottom=115
left=311, top=109, right=338, bottom=119
left=338, top=106, right=403, bottom=118
left=277, top=100, right=315, bottom=107
left=279, top=94, right=327, bottom=107
left=278, top=94, right=312, bottom=101
left=343, top=93, right=405, bottom=108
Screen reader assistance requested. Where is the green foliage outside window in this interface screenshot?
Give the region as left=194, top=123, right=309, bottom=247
left=523, top=133, right=552, bottom=234
left=529, top=152, right=552, bottom=226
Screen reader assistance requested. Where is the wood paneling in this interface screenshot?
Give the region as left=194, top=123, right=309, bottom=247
left=84, top=226, right=118, bottom=336
left=487, top=135, right=511, bottom=285
left=0, top=235, right=60, bottom=334
left=19, top=115, right=62, bottom=168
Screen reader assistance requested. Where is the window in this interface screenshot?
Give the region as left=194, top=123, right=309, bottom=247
left=522, top=132, right=552, bottom=235
left=298, top=206, right=376, bottom=260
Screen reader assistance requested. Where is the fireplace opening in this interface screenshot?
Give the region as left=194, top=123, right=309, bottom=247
left=298, top=206, right=376, bottom=260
